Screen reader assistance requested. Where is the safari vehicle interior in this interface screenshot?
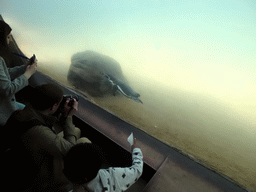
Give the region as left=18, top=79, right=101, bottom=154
left=1, top=15, right=251, bottom=192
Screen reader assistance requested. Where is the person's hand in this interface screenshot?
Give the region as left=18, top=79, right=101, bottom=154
left=131, top=137, right=137, bottom=152
left=24, top=62, right=37, bottom=79
left=62, top=98, right=78, bottom=117
left=27, top=54, right=37, bottom=66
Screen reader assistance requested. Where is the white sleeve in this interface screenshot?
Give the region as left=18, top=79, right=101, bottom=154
left=108, top=148, right=143, bottom=191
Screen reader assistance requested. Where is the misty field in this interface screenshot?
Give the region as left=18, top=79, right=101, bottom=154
left=39, top=64, right=256, bottom=191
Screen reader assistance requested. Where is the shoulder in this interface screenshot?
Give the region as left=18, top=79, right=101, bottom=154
left=85, top=171, right=104, bottom=191
left=22, top=125, right=57, bottom=149
left=98, top=168, right=111, bottom=178
left=0, top=57, right=8, bottom=72
left=25, top=124, right=55, bottom=138
left=0, top=56, right=6, bottom=66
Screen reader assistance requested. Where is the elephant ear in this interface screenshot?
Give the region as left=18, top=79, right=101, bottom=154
left=69, top=60, right=104, bottom=83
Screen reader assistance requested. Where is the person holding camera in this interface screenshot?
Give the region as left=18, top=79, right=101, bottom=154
left=3, top=83, right=90, bottom=191
left=0, top=20, right=37, bottom=126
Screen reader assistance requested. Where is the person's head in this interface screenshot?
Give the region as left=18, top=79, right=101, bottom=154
left=0, top=20, right=12, bottom=47
left=30, top=83, right=64, bottom=114
left=63, top=143, right=103, bottom=185
left=0, top=20, right=12, bottom=66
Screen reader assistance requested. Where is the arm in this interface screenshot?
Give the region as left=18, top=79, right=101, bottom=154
left=9, top=54, right=37, bottom=80
left=58, top=99, right=81, bottom=141
left=61, top=116, right=81, bottom=144
left=8, top=65, right=27, bottom=80
left=25, top=122, right=78, bottom=157
left=103, top=148, right=143, bottom=191
left=0, top=58, right=28, bottom=97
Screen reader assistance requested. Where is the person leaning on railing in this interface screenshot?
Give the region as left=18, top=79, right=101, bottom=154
left=0, top=20, right=37, bottom=126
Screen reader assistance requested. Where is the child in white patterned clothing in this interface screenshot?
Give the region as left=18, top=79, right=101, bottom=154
left=63, top=140, right=143, bottom=192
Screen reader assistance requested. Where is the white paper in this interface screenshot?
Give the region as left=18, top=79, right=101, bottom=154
left=127, top=132, right=134, bottom=146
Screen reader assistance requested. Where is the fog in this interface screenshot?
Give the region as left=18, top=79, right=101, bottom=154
left=1, top=0, right=256, bottom=190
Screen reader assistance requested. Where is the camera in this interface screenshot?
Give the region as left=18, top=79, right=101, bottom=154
left=28, top=54, right=36, bottom=65
left=62, top=94, right=79, bottom=107
left=53, top=94, right=79, bottom=118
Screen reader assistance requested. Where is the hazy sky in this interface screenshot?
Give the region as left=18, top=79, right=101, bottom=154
left=1, top=0, right=256, bottom=125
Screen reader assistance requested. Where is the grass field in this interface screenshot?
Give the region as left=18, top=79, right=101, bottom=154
left=38, top=62, right=256, bottom=191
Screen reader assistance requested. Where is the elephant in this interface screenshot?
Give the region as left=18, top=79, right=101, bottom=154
left=67, top=50, right=142, bottom=103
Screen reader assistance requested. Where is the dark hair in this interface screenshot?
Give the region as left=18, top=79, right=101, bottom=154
left=0, top=20, right=11, bottom=47
left=0, top=20, right=12, bottom=67
left=30, top=83, right=64, bottom=110
left=63, top=143, right=103, bottom=184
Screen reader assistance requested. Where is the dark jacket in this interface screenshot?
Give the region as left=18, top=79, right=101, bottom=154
left=3, top=105, right=80, bottom=191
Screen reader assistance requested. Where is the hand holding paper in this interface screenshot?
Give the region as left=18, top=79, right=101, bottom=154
left=127, top=132, right=138, bottom=152
left=127, top=132, right=134, bottom=146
